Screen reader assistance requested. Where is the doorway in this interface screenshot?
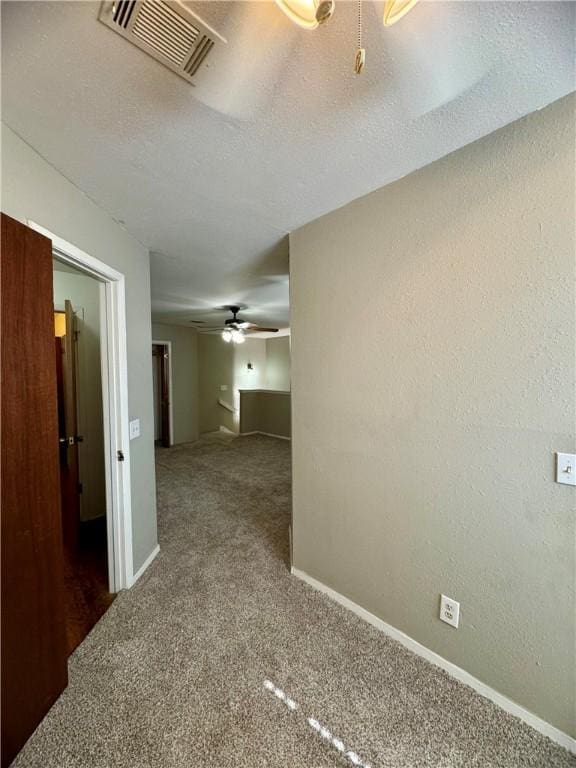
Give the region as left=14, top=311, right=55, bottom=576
left=53, top=268, right=114, bottom=654
left=152, top=341, right=173, bottom=448
left=30, top=221, right=135, bottom=593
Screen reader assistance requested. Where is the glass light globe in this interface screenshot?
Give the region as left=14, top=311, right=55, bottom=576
left=383, top=0, right=419, bottom=26
left=274, top=0, right=320, bottom=29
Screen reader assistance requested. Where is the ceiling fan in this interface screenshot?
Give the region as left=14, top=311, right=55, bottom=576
left=191, top=306, right=279, bottom=344
left=275, top=0, right=420, bottom=73
left=267, top=0, right=488, bottom=115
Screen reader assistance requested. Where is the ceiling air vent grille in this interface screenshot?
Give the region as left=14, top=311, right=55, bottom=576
left=112, top=0, right=136, bottom=29
left=132, top=2, right=198, bottom=66
left=99, top=0, right=226, bottom=85
left=183, top=35, right=214, bottom=77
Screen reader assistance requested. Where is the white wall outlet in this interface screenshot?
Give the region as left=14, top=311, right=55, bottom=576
left=129, top=418, right=140, bottom=440
left=556, top=452, right=576, bottom=486
left=440, top=594, right=460, bottom=628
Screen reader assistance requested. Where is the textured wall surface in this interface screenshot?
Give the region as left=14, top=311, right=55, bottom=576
left=239, top=391, right=291, bottom=438
left=152, top=323, right=199, bottom=445
left=266, top=336, right=291, bottom=391
left=290, top=95, right=576, bottom=735
left=2, top=125, right=158, bottom=573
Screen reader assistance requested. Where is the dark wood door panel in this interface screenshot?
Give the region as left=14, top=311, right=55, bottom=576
left=159, top=346, right=170, bottom=448
left=1, top=214, right=68, bottom=767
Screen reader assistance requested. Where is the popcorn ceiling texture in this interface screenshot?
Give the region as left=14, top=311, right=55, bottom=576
left=11, top=434, right=574, bottom=767
left=2, top=2, right=575, bottom=327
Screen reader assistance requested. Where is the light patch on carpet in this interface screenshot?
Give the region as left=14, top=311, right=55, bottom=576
left=263, top=679, right=298, bottom=711
left=263, top=680, right=372, bottom=767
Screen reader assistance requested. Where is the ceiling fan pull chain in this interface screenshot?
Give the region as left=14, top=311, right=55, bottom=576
left=355, top=0, right=366, bottom=75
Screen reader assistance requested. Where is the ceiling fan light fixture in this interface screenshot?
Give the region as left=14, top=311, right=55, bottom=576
left=231, top=329, right=245, bottom=344
left=222, top=329, right=232, bottom=342
left=383, top=0, right=419, bottom=26
left=274, top=0, right=321, bottom=29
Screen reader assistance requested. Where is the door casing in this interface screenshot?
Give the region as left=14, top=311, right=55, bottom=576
left=29, top=221, right=135, bottom=592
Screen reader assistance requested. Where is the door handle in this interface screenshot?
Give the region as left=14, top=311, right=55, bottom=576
left=58, top=436, right=84, bottom=446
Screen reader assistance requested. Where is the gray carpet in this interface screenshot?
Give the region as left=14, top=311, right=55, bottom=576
left=13, top=433, right=574, bottom=767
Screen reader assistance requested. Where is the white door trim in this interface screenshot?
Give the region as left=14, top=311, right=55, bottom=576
left=151, top=340, right=174, bottom=447
left=30, top=221, right=133, bottom=593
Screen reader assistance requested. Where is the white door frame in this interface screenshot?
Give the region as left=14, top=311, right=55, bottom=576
left=151, top=340, right=174, bottom=447
left=29, top=221, right=133, bottom=592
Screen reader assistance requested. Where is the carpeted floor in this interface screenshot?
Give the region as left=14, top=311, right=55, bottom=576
left=12, top=433, right=574, bottom=767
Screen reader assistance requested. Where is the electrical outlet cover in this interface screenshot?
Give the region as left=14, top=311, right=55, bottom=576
left=129, top=418, right=140, bottom=440
left=440, top=594, right=460, bottom=628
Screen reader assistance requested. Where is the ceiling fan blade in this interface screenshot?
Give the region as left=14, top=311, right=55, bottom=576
left=245, top=327, right=279, bottom=333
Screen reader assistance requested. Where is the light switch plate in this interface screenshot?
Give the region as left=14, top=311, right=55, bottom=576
left=556, top=452, right=576, bottom=486
left=129, top=418, right=140, bottom=440
left=220, top=385, right=228, bottom=391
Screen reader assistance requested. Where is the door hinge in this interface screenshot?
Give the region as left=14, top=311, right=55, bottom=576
left=117, top=450, right=125, bottom=462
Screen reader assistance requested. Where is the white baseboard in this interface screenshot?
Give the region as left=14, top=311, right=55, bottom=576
left=240, top=430, right=291, bottom=441
left=290, top=566, right=575, bottom=754
left=259, top=431, right=291, bottom=441
left=129, top=544, right=160, bottom=587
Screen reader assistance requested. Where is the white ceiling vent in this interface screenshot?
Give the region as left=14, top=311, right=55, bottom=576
left=98, top=1, right=226, bottom=85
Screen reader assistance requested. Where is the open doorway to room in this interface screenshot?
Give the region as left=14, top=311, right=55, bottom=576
left=151, top=341, right=172, bottom=447
left=53, top=261, right=114, bottom=654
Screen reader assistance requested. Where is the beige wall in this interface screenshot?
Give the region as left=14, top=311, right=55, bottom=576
left=290, top=95, right=576, bottom=736
left=198, top=335, right=267, bottom=433
left=152, top=323, right=199, bottom=445
left=239, top=390, right=291, bottom=438
left=266, top=336, right=291, bottom=391
left=198, top=334, right=233, bottom=433
left=54, top=268, right=106, bottom=522
left=2, top=124, right=158, bottom=573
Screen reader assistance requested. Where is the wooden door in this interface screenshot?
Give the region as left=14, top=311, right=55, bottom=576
left=159, top=346, right=170, bottom=448
left=1, top=214, right=68, bottom=767
left=59, top=299, right=81, bottom=551
left=152, top=344, right=170, bottom=447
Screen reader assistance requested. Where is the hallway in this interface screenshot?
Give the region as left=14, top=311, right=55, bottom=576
left=12, top=434, right=573, bottom=768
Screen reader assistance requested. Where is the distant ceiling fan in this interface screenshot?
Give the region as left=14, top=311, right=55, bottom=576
left=192, top=306, right=279, bottom=344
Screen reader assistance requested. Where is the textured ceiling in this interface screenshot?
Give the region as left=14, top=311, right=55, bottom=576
left=2, top=1, right=575, bottom=329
